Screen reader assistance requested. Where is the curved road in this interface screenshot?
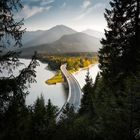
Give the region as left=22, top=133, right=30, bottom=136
left=56, top=64, right=82, bottom=121
left=61, top=64, right=82, bottom=110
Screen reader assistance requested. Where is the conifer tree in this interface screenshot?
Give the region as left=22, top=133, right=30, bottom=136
left=94, top=0, right=140, bottom=139
left=80, top=69, right=94, bottom=116
left=0, top=1, right=38, bottom=139
left=99, top=0, right=140, bottom=82
left=30, top=97, right=57, bottom=140
left=0, top=0, right=38, bottom=112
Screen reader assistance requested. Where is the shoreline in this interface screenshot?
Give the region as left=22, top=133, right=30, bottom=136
left=45, top=63, right=98, bottom=85
left=72, top=63, right=98, bottom=75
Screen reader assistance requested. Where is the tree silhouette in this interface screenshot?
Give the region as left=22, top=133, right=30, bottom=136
left=30, top=96, right=57, bottom=140
left=99, top=0, right=140, bottom=83
left=95, top=0, right=140, bottom=139
left=80, top=69, right=95, bottom=116
left=0, top=1, right=38, bottom=139
left=0, top=0, right=38, bottom=112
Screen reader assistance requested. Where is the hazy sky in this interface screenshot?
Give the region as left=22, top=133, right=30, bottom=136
left=17, top=0, right=110, bottom=32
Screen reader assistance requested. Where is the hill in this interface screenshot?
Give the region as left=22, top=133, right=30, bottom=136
left=82, top=29, right=104, bottom=39
left=24, top=25, right=77, bottom=47
left=19, top=32, right=101, bottom=57
left=22, top=30, right=45, bottom=45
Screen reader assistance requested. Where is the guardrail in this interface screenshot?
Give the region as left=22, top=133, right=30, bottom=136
left=56, top=64, right=71, bottom=121
left=56, top=64, right=82, bottom=122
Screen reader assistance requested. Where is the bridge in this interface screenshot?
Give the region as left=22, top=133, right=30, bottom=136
left=56, top=64, right=82, bottom=121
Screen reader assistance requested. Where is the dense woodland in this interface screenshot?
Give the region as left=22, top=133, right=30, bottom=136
left=41, top=55, right=98, bottom=84
left=0, top=0, right=140, bottom=140
left=38, top=55, right=98, bottom=71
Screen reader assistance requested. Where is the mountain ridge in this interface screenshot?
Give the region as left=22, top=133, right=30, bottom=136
left=82, top=29, right=104, bottom=39
left=23, top=25, right=77, bottom=47
left=19, top=32, right=101, bottom=57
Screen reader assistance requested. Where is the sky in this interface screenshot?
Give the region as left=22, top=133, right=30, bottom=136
left=17, top=0, right=110, bottom=32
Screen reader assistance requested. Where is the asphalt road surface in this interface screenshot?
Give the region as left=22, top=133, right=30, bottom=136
left=60, top=64, right=82, bottom=111
left=56, top=64, right=82, bottom=122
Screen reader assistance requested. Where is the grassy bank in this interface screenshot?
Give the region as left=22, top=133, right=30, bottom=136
left=45, top=69, right=77, bottom=85
left=46, top=63, right=98, bottom=85
left=45, top=71, right=64, bottom=85
left=44, top=55, right=98, bottom=85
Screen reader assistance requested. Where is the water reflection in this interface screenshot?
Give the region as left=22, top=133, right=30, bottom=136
left=0, top=59, right=100, bottom=109
left=24, top=59, right=67, bottom=108
left=73, top=64, right=100, bottom=88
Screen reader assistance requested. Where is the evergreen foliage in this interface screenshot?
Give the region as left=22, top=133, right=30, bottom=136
left=0, top=1, right=38, bottom=140
left=0, top=0, right=139, bottom=140
left=30, top=96, right=57, bottom=140
left=93, top=0, right=140, bottom=139
left=99, top=0, right=140, bottom=82
left=80, top=69, right=95, bottom=116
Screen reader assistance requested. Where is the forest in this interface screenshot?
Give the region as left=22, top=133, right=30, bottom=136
left=38, top=54, right=98, bottom=70
left=0, top=0, right=140, bottom=140
left=40, top=55, right=98, bottom=84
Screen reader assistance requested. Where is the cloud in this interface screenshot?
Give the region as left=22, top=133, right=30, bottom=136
left=76, top=3, right=106, bottom=20
left=26, top=0, right=55, bottom=7
left=40, top=0, right=55, bottom=6
left=60, top=2, right=66, bottom=8
left=16, top=5, right=52, bottom=19
left=93, top=3, right=106, bottom=10
left=81, top=1, right=91, bottom=9
left=76, top=0, right=92, bottom=20
left=76, top=7, right=93, bottom=20
left=16, top=0, right=55, bottom=19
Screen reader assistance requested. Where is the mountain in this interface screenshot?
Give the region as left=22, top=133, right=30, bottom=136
left=50, top=32, right=101, bottom=53
left=24, top=25, right=77, bottom=47
left=0, top=30, right=44, bottom=49
left=82, top=29, right=104, bottom=39
left=19, top=32, right=101, bottom=57
left=22, top=30, right=45, bottom=45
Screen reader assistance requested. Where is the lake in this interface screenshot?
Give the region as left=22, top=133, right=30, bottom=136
left=72, top=64, right=100, bottom=88
left=0, top=59, right=100, bottom=109
left=20, top=59, right=67, bottom=108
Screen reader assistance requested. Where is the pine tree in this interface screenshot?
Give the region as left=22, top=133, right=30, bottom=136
left=99, top=0, right=140, bottom=83
left=0, top=0, right=38, bottom=112
left=94, top=0, right=140, bottom=139
left=30, top=97, right=57, bottom=140
left=46, top=99, right=58, bottom=122
left=0, top=1, right=38, bottom=139
left=122, top=0, right=140, bottom=74
left=80, top=69, right=95, bottom=116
